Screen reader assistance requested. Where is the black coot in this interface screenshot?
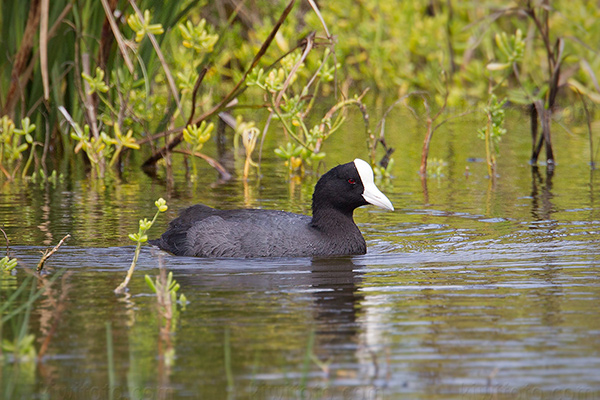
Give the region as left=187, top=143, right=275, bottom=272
left=151, top=159, right=394, bottom=257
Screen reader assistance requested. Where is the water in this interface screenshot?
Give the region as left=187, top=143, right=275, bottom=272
left=1, top=110, right=600, bottom=399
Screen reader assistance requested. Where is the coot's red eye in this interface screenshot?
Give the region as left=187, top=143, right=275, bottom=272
left=348, top=178, right=356, bottom=184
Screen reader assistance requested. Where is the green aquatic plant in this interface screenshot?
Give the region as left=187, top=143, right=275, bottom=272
left=247, top=47, right=383, bottom=175
left=178, top=19, right=219, bottom=54
left=426, top=157, right=447, bottom=178
left=145, top=270, right=187, bottom=372
left=0, top=257, right=17, bottom=273
left=0, top=228, right=16, bottom=273
left=374, top=158, right=395, bottom=180
left=114, top=198, right=168, bottom=294
left=274, top=141, right=304, bottom=175
left=13, top=117, right=36, bottom=179
left=1, top=0, right=599, bottom=181
left=487, top=29, right=525, bottom=72
left=478, top=95, right=507, bottom=178
left=144, top=271, right=187, bottom=312
left=126, top=9, right=164, bottom=43
left=482, top=3, right=600, bottom=166
left=241, top=126, right=260, bottom=180
left=1, top=272, right=62, bottom=399
left=66, top=115, right=140, bottom=179
left=233, top=116, right=257, bottom=153
left=29, top=169, right=64, bottom=187
left=182, top=122, right=214, bottom=178
left=1, top=277, right=40, bottom=361
left=0, top=116, right=37, bottom=180
left=81, top=67, right=109, bottom=95
left=103, top=124, right=141, bottom=168
left=247, top=49, right=334, bottom=173
left=69, top=124, right=107, bottom=178
left=299, top=330, right=330, bottom=392
left=1, top=333, right=36, bottom=362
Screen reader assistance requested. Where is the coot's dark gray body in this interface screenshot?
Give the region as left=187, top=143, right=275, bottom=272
left=151, top=159, right=393, bottom=258
left=151, top=204, right=366, bottom=257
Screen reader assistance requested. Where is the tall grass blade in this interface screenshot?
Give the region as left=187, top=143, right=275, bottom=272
left=39, top=0, right=50, bottom=100
left=1, top=273, right=61, bottom=324
left=100, top=0, right=134, bottom=73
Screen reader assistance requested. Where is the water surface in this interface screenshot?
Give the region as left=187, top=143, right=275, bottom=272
left=1, top=110, right=600, bottom=399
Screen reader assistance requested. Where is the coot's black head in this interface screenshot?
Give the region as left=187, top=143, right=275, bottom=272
left=312, top=158, right=394, bottom=215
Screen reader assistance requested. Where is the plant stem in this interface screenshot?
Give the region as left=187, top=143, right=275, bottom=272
left=97, top=92, right=119, bottom=117
left=37, top=233, right=71, bottom=271
left=108, top=145, right=122, bottom=168
left=114, top=209, right=161, bottom=294
left=270, top=99, right=311, bottom=151
left=419, top=118, right=433, bottom=176
left=485, top=114, right=493, bottom=178
left=114, top=240, right=143, bottom=294
left=21, top=143, right=37, bottom=179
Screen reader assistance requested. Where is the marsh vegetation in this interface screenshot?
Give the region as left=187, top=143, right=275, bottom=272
left=1, top=0, right=600, bottom=398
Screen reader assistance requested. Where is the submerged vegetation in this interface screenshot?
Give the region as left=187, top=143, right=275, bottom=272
left=0, top=0, right=597, bottom=184
left=0, top=197, right=175, bottom=396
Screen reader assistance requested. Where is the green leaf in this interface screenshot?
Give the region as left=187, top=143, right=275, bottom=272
left=16, top=143, right=28, bottom=153
left=179, top=293, right=187, bottom=307
left=155, top=198, right=168, bottom=212
left=127, top=10, right=164, bottom=43
left=1, top=256, right=18, bottom=272
left=274, top=147, right=289, bottom=159
left=145, top=275, right=157, bottom=293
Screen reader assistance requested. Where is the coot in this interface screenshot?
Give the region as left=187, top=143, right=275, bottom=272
left=151, top=159, right=393, bottom=257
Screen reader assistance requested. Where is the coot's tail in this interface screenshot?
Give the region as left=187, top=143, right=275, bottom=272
left=149, top=229, right=188, bottom=255
left=150, top=204, right=217, bottom=256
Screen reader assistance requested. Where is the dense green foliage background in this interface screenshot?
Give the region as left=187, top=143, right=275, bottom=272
left=0, top=0, right=599, bottom=181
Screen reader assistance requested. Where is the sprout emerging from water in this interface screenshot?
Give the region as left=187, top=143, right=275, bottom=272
left=114, top=198, right=168, bottom=294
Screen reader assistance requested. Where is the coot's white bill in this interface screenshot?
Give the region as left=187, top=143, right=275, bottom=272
left=354, top=158, right=394, bottom=211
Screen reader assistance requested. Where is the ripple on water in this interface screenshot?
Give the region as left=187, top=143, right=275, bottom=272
left=5, top=207, right=600, bottom=398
